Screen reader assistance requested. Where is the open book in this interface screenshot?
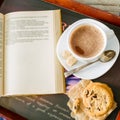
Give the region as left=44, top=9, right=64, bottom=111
left=0, top=10, right=65, bottom=96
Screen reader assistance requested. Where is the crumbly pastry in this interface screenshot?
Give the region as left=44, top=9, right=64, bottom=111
left=72, top=98, right=81, bottom=114
left=67, top=80, right=117, bottom=120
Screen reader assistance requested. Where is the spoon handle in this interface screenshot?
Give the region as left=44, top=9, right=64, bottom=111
left=64, top=60, right=98, bottom=78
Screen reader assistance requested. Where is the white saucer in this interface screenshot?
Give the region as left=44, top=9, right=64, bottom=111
left=56, top=18, right=120, bottom=79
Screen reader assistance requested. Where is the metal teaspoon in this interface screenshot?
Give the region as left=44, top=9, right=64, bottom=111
left=64, top=50, right=116, bottom=78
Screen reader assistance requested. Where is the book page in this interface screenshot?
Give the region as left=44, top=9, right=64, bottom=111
left=0, top=13, right=4, bottom=95
left=4, top=10, right=64, bottom=95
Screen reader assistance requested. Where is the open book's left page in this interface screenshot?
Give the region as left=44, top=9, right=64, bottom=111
left=0, top=13, right=4, bottom=95
left=4, top=10, right=64, bottom=95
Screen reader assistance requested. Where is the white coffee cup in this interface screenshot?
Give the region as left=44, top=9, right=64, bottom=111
left=67, top=21, right=107, bottom=63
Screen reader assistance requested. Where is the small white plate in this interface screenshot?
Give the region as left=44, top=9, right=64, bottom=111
left=56, top=18, right=120, bottom=79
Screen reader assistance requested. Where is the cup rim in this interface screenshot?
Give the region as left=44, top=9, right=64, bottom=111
left=67, top=23, right=107, bottom=62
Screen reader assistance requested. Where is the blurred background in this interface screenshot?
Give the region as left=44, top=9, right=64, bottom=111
left=0, top=0, right=120, bottom=16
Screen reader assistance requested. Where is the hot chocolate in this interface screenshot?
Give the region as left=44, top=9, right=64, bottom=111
left=69, top=24, right=105, bottom=58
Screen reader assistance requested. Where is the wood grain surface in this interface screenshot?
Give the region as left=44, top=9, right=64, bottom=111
left=76, top=0, right=120, bottom=16
left=44, top=0, right=120, bottom=27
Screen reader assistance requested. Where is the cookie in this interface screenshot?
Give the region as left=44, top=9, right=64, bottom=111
left=92, top=82, right=113, bottom=98
left=72, top=98, right=81, bottom=114
left=67, top=80, right=117, bottom=120
left=82, top=82, right=114, bottom=117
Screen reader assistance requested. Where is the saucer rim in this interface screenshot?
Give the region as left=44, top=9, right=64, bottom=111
left=56, top=18, right=120, bottom=79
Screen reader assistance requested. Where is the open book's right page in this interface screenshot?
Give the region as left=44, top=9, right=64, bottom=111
left=4, top=10, right=64, bottom=95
